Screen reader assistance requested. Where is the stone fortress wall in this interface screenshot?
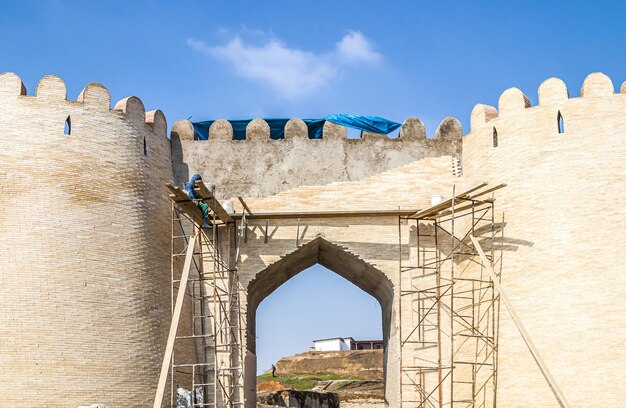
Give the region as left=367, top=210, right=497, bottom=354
left=0, top=73, right=182, bottom=407
left=233, top=156, right=459, bottom=407
left=170, top=115, right=462, bottom=199
left=0, top=69, right=624, bottom=408
left=462, top=72, right=626, bottom=407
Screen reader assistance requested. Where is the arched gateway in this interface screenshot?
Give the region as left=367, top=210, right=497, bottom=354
left=3, top=72, right=624, bottom=408
left=244, top=233, right=399, bottom=406
left=158, top=157, right=506, bottom=408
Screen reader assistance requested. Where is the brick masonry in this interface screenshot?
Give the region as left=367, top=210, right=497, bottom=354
left=463, top=72, right=626, bottom=407
left=0, top=73, right=182, bottom=407
left=0, top=71, right=624, bottom=407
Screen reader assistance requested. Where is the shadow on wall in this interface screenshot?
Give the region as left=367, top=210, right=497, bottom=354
left=170, top=128, right=189, bottom=186
left=411, top=221, right=534, bottom=263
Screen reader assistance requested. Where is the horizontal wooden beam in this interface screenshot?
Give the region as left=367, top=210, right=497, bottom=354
left=408, top=183, right=505, bottom=220
left=194, top=180, right=234, bottom=223
left=231, top=209, right=418, bottom=220
left=165, top=183, right=203, bottom=224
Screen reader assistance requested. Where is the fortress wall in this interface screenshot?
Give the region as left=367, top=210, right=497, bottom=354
left=462, top=73, right=626, bottom=407
left=234, top=156, right=458, bottom=406
left=238, top=217, right=404, bottom=408
left=0, top=73, right=179, bottom=407
left=170, top=116, right=462, bottom=200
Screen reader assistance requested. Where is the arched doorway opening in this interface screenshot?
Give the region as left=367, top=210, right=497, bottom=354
left=256, top=264, right=383, bottom=375
left=245, top=237, right=396, bottom=407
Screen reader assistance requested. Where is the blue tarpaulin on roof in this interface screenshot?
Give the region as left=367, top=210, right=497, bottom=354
left=191, top=115, right=401, bottom=141
left=325, top=114, right=402, bottom=135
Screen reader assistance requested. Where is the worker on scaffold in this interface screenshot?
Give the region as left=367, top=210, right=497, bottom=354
left=184, top=173, right=214, bottom=229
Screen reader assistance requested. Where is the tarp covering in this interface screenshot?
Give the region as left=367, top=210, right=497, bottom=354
left=325, top=114, right=402, bottom=135
left=191, top=115, right=401, bottom=141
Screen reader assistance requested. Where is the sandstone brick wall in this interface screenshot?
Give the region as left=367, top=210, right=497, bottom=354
left=170, top=116, right=462, bottom=199
left=238, top=155, right=458, bottom=213
left=0, top=73, right=175, bottom=407
left=233, top=156, right=458, bottom=407
left=2, top=66, right=624, bottom=408
left=463, top=72, right=626, bottom=407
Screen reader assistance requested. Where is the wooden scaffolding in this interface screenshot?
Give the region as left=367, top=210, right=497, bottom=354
left=152, top=180, right=570, bottom=408
left=153, top=180, right=244, bottom=408
left=399, top=183, right=506, bottom=408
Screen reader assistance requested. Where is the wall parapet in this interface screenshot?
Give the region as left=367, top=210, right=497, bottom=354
left=469, top=72, right=624, bottom=133
left=171, top=116, right=461, bottom=144
left=171, top=117, right=463, bottom=199
left=0, top=72, right=168, bottom=140
left=465, top=72, right=626, bottom=158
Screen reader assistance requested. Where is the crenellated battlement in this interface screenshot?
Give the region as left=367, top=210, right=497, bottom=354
left=469, top=72, right=625, bottom=133
left=0, top=71, right=173, bottom=222
left=0, top=72, right=176, bottom=407
left=460, top=72, right=626, bottom=408
left=0, top=72, right=168, bottom=139
left=171, top=116, right=463, bottom=199
left=465, top=71, right=626, bottom=165
left=171, top=115, right=460, bottom=143
left=1, top=65, right=626, bottom=408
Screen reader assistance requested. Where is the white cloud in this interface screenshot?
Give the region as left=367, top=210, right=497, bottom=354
left=187, top=30, right=382, bottom=100
left=335, top=30, right=382, bottom=64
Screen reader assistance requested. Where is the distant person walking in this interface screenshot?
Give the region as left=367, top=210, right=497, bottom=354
left=271, top=364, right=277, bottom=378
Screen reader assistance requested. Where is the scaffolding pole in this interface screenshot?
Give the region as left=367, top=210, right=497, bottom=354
left=153, top=182, right=244, bottom=408
left=399, top=183, right=505, bottom=408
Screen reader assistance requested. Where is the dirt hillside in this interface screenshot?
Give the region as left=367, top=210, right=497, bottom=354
left=271, top=350, right=383, bottom=380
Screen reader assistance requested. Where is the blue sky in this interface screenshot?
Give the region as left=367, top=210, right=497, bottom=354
left=2, top=1, right=626, bottom=133
left=2, top=0, right=625, bottom=374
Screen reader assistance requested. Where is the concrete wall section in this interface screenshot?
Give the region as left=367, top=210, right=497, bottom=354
left=0, top=73, right=174, bottom=407
left=170, top=117, right=462, bottom=199
left=463, top=73, right=626, bottom=407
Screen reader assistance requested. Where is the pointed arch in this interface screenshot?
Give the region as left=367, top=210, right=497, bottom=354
left=246, top=237, right=395, bottom=404
left=247, top=237, right=394, bottom=349
left=492, top=127, right=498, bottom=147
left=558, top=111, right=565, bottom=134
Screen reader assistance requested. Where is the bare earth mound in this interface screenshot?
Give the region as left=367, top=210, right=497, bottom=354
left=272, top=350, right=383, bottom=380
left=257, top=350, right=384, bottom=407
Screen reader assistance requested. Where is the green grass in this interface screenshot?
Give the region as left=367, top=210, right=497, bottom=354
left=257, top=372, right=361, bottom=391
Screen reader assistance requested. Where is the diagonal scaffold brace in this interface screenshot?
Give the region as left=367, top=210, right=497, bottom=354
left=469, top=235, right=571, bottom=408
left=153, top=231, right=199, bottom=408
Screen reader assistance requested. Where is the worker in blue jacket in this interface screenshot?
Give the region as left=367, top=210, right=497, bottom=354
left=184, top=173, right=211, bottom=229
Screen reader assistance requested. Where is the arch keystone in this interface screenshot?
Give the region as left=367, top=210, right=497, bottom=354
left=246, top=118, right=270, bottom=141
left=538, top=77, right=569, bottom=105
left=399, top=117, right=426, bottom=140
left=77, top=82, right=111, bottom=110
left=470, top=104, right=498, bottom=131
left=581, top=72, right=614, bottom=97
left=498, top=87, right=530, bottom=116
left=210, top=119, right=234, bottom=140
left=36, top=75, right=67, bottom=100
left=284, top=118, right=308, bottom=139
left=0, top=72, right=27, bottom=98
